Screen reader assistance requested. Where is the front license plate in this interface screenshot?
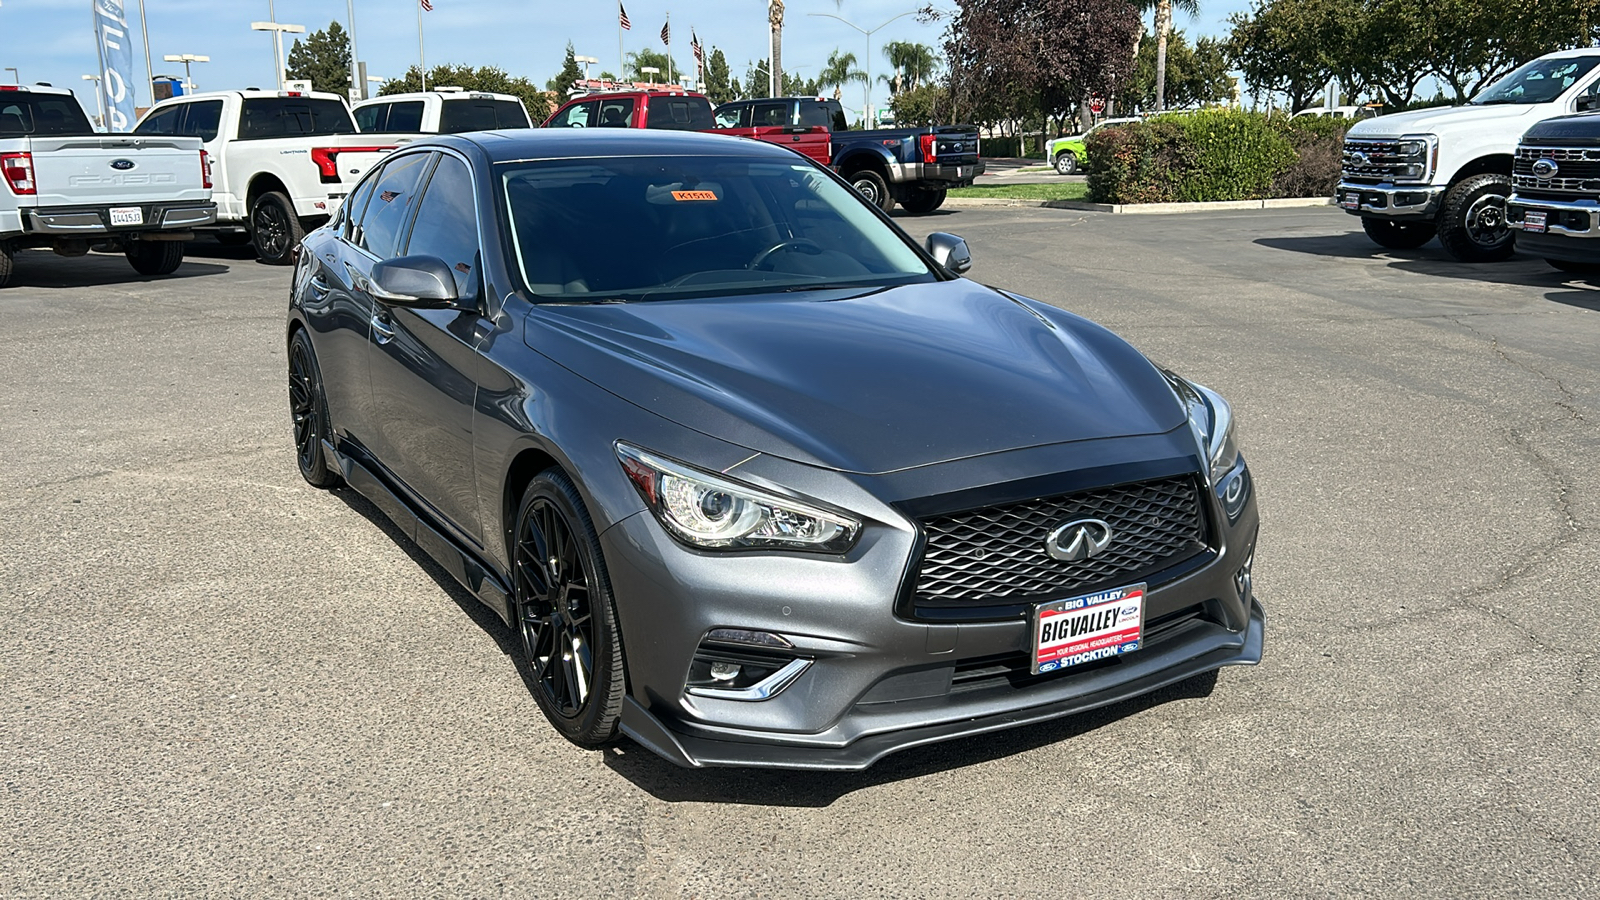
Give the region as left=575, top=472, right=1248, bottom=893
left=1523, top=210, right=1548, bottom=233
left=109, top=206, right=143, bottom=227
left=1341, top=192, right=1361, bottom=211
left=956, top=166, right=969, bottom=178
left=1032, top=583, right=1146, bottom=675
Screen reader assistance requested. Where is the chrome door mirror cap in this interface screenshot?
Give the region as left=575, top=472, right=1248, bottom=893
left=925, top=232, right=972, bottom=274
left=369, top=255, right=460, bottom=308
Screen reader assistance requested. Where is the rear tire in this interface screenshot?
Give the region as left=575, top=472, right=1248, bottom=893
left=849, top=169, right=894, bottom=213
left=1546, top=258, right=1600, bottom=274
left=1436, top=173, right=1515, bottom=263
left=250, top=191, right=304, bottom=266
left=898, top=188, right=947, bottom=215
left=1361, top=217, right=1436, bottom=250
left=125, top=240, right=185, bottom=276
left=0, top=240, right=13, bottom=288
left=1053, top=152, right=1079, bottom=176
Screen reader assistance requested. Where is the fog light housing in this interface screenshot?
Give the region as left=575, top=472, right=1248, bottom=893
left=1235, top=542, right=1256, bottom=602
left=685, top=632, right=812, bottom=701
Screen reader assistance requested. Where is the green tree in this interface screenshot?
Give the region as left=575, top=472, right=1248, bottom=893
left=889, top=82, right=950, bottom=125
left=1226, top=0, right=1332, bottom=111
left=745, top=59, right=772, bottom=98
left=381, top=64, right=553, bottom=122
left=547, top=42, right=584, bottom=94
left=626, top=48, right=680, bottom=84
left=1136, top=0, right=1201, bottom=111
left=1121, top=29, right=1233, bottom=110
left=285, top=21, right=352, bottom=94
left=880, top=41, right=940, bottom=95
left=819, top=49, right=867, bottom=101
left=704, top=48, right=738, bottom=103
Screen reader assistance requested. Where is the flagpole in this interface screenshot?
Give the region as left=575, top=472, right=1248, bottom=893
left=136, top=0, right=152, bottom=107
left=666, top=12, right=672, bottom=86
left=417, top=0, right=427, bottom=90
left=618, top=4, right=624, bottom=86
left=347, top=0, right=361, bottom=100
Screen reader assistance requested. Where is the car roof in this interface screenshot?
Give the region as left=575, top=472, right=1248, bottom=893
left=0, top=84, right=73, bottom=97
left=357, top=90, right=521, bottom=105
left=426, top=128, right=805, bottom=164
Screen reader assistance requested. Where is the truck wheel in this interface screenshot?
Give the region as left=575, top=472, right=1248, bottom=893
left=1361, top=218, right=1436, bottom=250
left=849, top=170, right=894, bottom=212
left=899, top=188, right=948, bottom=215
left=1546, top=258, right=1600, bottom=274
left=125, top=240, right=185, bottom=276
left=1053, top=152, right=1079, bottom=176
left=0, top=240, right=13, bottom=288
left=250, top=191, right=304, bottom=266
left=1436, top=174, right=1515, bottom=263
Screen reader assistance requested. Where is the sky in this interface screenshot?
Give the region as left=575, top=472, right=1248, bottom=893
left=0, top=0, right=1250, bottom=120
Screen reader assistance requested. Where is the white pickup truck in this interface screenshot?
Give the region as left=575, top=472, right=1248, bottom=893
left=353, top=87, right=531, bottom=134
left=1338, top=47, right=1600, bottom=262
left=1, top=84, right=213, bottom=287
left=135, top=89, right=417, bottom=264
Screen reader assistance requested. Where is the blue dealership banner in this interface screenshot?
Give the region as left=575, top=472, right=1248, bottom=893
left=93, top=0, right=137, bottom=132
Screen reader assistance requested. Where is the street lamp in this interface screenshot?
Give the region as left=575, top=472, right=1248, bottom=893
left=641, top=66, right=660, bottom=84
left=162, top=54, right=210, bottom=92
left=3, top=68, right=17, bottom=84
left=576, top=55, right=599, bottom=86
left=251, top=20, right=305, bottom=91
left=81, top=74, right=106, bottom=130
left=808, top=10, right=916, bottom=128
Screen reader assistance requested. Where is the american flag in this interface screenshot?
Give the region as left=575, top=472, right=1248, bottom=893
left=660, top=19, right=670, bottom=45
left=618, top=2, right=630, bottom=30
left=419, top=0, right=432, bottom=10
left=691, top=30, right=703, bottom=64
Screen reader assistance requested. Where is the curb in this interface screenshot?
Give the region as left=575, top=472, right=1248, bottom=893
left=941, top=196, right=1333, bottom=214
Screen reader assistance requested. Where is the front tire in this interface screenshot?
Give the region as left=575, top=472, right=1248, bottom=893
left=1053, top=152, right=1079, bottom=176
left=512, top=470, right=626, bottom=749
left=849, top=169, right=895, bottom=213
left=125, top=240, right=185, bottom=276
left=0, top=240, right=13, bottom=288
left=1437, top=173, right=1515, bottom=263
left=287, top=329, right=343, bottom=489
left=251, top=191, right=304, bottom=266
left=1361, top=217, right=1437, bottom=250
left=898, top=187, right=947, bottom=215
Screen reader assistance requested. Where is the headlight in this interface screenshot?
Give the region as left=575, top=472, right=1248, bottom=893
left=1163, top=372, right=1240, bottom=484
left=615, top=442, right=861, bottom=553
left=1397, top=140, right=1426, bottom=157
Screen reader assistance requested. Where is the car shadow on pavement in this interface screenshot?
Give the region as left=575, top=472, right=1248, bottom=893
left=1253, top=234, right=1600, bottom=297
left=4, top=250, right=229, bottom=288
left=182, top=239, right=259, bottom=261
left=601, top=669, right=1220, bottom=807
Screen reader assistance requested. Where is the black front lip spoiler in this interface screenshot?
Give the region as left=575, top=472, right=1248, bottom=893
left=620, top=598, right=1265, bottom=771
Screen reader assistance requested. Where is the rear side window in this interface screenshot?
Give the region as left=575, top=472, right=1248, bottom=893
left=439, top=99, right=529, bottom=132
left=750, top=101, right=790, bottom=128
left=596, top=98, right=636, bottom=127
left=828, top=102, right=849, bottom=132
left=385, top=102, right=424, bottom=132
left=353, top=103, right=389, bottom=132
left=343, top=160, right=382, bottom=240
left=713, top=104, right=745, bottom=129
left=134, top=104, right=185, bottom=136
left=357, top=152, right=432, bottom=258
left=238, top=98, right=355, bottom=139
left=646, top=96, right=715, bottom=131
left=0, top=94, right=95, bottom=135
left=180, top=100, right=223, bottom=141
left=549, top=100, right=597, bottom=128
left=798, top=101, right=833, bottom=129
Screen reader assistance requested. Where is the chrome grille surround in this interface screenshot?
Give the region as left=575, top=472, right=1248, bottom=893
left=1514, top=145, right=1600, bottom=195
left=1341, top=137, right=1432, bottom=185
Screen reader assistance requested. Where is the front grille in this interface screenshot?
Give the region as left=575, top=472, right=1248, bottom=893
left=911, top=475, right=1207, bottom=613
left=1515, top=146, right=1600, bottom=196
left=1341, top=138, right=1427, bottom=184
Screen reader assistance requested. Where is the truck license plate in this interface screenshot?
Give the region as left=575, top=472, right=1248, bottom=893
left=1341, top=192, right=1361, bottom=211
left=1031, top=583, right=1146, bottom=675
left=1523, top=210, right=1548, bottom=233
left=109, top=207, right=144, bottom=227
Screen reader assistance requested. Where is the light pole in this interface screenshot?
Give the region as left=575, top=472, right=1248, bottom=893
left=3, top=68, right=17, bottom=84
left=641, top=66, right=660, bottom=85
left=81, top=74, right=106, bottom=130
left=251, top=10, right=305, bottom=91
left=576, top=55, right=599, bottom=87
left=808, top=10, right=915, bottom=128
left=162, top=54, right=209, bottom=92
left=346, top=0, right=362, bottom=100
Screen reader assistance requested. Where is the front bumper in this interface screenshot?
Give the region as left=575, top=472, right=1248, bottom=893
left=21, top=201, right=216, bottom=235
left=1506, top=194, right=1600, bottom=263
left=915, top=159, right=984, bottom=187
left=1335, top=182, right=1443, bottom=220
left=600, top=435, right=1263, bottom=770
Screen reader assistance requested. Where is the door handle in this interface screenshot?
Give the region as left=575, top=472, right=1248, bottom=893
left=371, top=313, right=396, bottom=344
left=309, top=273, right=331, bottom=300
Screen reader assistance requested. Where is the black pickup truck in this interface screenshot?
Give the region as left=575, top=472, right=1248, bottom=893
left=1507, top=112, right=1600, bottom=273
left=712, top=97, right=983, bottom=214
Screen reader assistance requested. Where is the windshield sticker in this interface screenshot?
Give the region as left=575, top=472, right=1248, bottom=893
left=671, top=190, right=718, bottom=201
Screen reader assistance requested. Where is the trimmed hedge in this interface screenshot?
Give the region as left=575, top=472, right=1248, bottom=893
left=979, top=135, right=1044, bottom=159
left=1085, top=109, right=1347, bottom=204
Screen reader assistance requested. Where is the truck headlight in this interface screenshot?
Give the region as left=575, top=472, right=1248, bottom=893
left=616, top=442, right=861, bottom=553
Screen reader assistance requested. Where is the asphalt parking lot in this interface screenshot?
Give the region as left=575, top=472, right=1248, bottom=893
left=3, top=207, right=1597, bottom=898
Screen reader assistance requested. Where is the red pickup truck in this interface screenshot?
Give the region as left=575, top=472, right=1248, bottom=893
left=542, top=90, right=831, bottom=166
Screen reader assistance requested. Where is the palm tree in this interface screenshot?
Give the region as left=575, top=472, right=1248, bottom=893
left=880, top=41, right=940, bottom=96
left=1140, top=0, right=1199, bottom=111
left=819, top=49, right=866, bottom=101
left=767, top=0, right=784, bottom=96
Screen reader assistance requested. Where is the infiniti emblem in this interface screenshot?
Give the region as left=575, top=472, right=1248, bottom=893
left=110, top=159, right=135, bottom=170
left=1044, top=518, right=1114, bottom=562
left=1531, top=158, right=1559, bottom=179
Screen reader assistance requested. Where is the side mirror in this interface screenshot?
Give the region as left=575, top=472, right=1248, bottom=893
left=925, top=232, right=972, bottom=274
left=1578, top=94, right=1600, bottom=113
left=369, top=255, right=459, bottom=307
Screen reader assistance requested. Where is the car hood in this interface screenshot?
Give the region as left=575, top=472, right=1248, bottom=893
left=1347, top=103, right=1545, bottom=137
left=523, top=280, right=1186, bottom=475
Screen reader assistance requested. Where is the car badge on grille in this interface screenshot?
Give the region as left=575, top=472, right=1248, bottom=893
left=1350, top=152, right=1368, bottom=167
left=1044, top=518, right=1114, bottom=562
left=1532, top=158, right=1559, bottom=179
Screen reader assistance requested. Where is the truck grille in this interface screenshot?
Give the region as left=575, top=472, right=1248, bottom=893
left=1514, top=145, right=1600, bottom=196
left=910, top=475, right=1208, bottom=615
left=1341, top=138, right=1416, bottom=184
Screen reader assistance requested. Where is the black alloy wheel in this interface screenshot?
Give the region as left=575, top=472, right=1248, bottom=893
left=287, top=329, right=342, bottom=488
left=1361, top=217, right=1437, bottom=250
left=124, top=240, right=185, bottom=276
left=1054, top=152, right=1079, bottom=176
left=850, top=169, right=895, bottom=213
left=1437, top=173, right=1516, bottom=263
left=251, top=191, right=304, bottom=266
left=513, top=470, right=625, bottom=748
left=898, top=188, right=948, bottom=215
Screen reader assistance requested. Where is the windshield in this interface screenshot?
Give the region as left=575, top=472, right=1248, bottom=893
left=1473, top=56, right=1600, bottom=105
left=501, top=155, right=935, bottom=301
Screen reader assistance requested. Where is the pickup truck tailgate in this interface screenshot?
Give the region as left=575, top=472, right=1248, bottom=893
left=927, top=128, right=981, bottom=167
left=27, top=135, right=207, bottom=207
